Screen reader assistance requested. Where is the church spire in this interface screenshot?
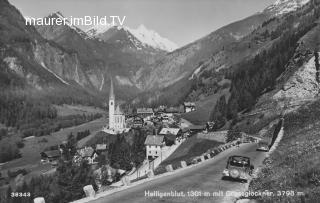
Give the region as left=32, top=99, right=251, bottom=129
left=110, top=78, right=115, bottom=100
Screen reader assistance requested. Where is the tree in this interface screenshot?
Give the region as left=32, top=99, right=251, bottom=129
left=100, top=165, right=112, bottom=186
left=0, top=137, right=21, bottom=163
left=315, top=50, right=320, bottom=83
left=226, top=127, right=242, bottom=143
left=227, top=95, right=239, bottom=120
left=55, top=160, right=97, bottom=202
left=0, top=129, right=7, bottom=140
left=109, top=136, right=132, bottom=171
left=210, top=95, right=227, bottom=129
left=62, top=133, right=77, bottom=160
left=97, top=153, right=109, bottom=167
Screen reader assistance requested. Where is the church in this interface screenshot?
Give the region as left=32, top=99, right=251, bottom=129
left=103, top=80, right=126, bottom=134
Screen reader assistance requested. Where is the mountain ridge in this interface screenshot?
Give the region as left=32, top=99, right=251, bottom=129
left=86, top=24, right=178, bottom=52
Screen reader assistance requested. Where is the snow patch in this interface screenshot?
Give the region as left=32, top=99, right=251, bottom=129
left=189, top=65, right=203, bottom=80
left=230, top=33, right=245, bottom=41
left=266, top=0, right=310, bottom=16
left=99, top=75, right=104, bottom=91
left=3, top=57, right=24, bottom=77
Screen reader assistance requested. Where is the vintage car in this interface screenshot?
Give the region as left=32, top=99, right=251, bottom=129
left=222, top=156, right=254, bottom=182
left=256, top=141, right=270, bottom=152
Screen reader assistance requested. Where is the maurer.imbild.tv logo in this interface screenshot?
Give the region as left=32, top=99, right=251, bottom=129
left=25, top=15, right=126, bottom=27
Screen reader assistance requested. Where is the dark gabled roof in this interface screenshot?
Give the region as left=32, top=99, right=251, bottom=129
left=42, top=150, right=60, bottom=158
left=165, top=107, right=180, bottom=113
left=137, top=108, right=154, bottom=114
left=181, top=128, right=190, bottom=133
left=188, top=125, right=206, bottom=130
left=163, top=134, right=176, bottom=142
left=183, top=102, right=196, bottom=106
left=144, top=135, right=164, bottom=146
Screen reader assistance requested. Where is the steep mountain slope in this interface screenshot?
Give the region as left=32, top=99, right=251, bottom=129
left=255, top=20, right=320, bottom=110
left=0, top=0, right=89, bottom=90
left=136, top=11, right=271, bottom=92
left=36, top=12, right=169, bottom=98
left=134, top=0, right=320, bottom=128
left=0, top=0, right=103, bottom=134
left=124, top=0, right=313, bottom=98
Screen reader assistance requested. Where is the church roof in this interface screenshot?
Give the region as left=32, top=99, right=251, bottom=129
left=115, top=105, right=124, bottom=115
left=109, top=78, right=115, bottom=100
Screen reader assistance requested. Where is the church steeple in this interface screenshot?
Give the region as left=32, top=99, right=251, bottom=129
left=109, top=78, right=115, bottom=100
left=106, top=77, right=125, bottom=133
left=109, top=78, right=115, bottom=129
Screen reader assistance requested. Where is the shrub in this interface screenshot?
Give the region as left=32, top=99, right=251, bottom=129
left=7, top=168, right=28, bottom=178
left=0, top=138, right=21, bottom=163
left=16, top=140, right=24, bottom=148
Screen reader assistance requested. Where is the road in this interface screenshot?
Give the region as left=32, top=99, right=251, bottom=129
left=89, top=143, right=266, bottom=203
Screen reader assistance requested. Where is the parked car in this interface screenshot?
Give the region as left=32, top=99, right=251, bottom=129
left=222, top=156, right=254, bottom=182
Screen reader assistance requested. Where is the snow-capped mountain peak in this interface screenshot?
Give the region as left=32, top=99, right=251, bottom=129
left=86, top=24, right=178, bottom=52
left=127, top=24, right=178, bottom=52
left=47, top=12, right=89, bottom=38
left=266, top=0, right=310, bottom=16
left=86, top=24, right=114, bottom=37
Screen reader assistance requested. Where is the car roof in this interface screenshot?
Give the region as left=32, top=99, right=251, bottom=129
left=229, top=155, right=250, bottom=160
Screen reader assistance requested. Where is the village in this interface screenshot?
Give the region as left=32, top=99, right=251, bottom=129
left=38, top=80, right=224, bottom=190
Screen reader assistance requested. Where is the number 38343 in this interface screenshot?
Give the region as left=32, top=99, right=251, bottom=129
left=11, top=192, right=31, bottom=197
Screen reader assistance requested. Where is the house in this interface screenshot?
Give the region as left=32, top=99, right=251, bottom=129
left=136, top=108, right=154, bottom=118
left=183, top=102, right=196, bottom=113
left=181, top=128, right=191, bottom=138
left=154, top=105, right=167, bottom=114
left=144, top=135, right=165, bottom=159
left=75, top=147, right=99, bottom=165
left=159, top=128, right=181, bottom=136
left=132, top=116, right=144, bottom=128
left=165, top=107, right=181, bottom=114
left=96, top=144, right=107, bottom=152
left=41, top=150, right=61, bottom=163
left=151, top=116, right=162, bottom=123
left=159, top=128, right=183, bottom=145
left=161, top=113, right=175, bottom=124
left=188, top=125, right=207, bottom=134
left=206, top=122, right=216, bottom=131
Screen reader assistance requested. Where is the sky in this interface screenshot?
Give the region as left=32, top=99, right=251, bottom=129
left=9, top=0, right=275, bottom=47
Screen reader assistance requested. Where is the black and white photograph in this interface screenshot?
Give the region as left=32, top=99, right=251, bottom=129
left=0, top=0, right=320, bottom=202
